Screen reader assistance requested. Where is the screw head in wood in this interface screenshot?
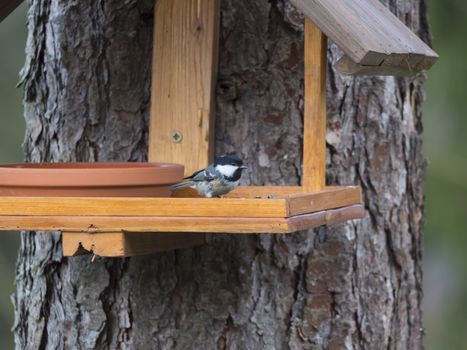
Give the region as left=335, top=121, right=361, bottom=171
left=171, top=130, right=183, bottom=143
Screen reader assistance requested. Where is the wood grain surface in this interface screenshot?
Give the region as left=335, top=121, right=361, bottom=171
left=0, top=186, right=361, bottom=219
left=0, top=204, right=365, bottom=235
left=303, top=19, right=327, bottom=191
left=148, top=0, right=219, bottom=176
left=291, top=0, right=438, bottom=75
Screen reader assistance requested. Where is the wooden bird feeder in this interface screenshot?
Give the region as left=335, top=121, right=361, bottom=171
left=0, top=0, right=438, bottom=257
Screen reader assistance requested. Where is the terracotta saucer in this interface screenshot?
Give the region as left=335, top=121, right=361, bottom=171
left=0, top=162, right=184, bottom=197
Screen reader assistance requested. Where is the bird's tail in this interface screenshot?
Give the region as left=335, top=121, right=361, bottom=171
left=170, top=181, right=195, bottom=192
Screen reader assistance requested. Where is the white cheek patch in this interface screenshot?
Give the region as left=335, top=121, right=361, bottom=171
left=215, top=164, right=237, bottom=177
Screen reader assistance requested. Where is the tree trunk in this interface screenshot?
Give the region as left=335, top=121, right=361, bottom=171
left=14, top=0, right=430, bottom=349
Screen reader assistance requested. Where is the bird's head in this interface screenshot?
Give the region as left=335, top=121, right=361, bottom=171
left=214, top=154, right=247, bottom=178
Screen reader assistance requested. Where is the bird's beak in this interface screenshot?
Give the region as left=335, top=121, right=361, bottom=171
left=240, top=165, right=248, bottom=170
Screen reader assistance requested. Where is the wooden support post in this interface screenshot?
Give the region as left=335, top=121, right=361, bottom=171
left=147, top=0, right=219, bottom=252
left=303, top=19, right=327, bottom=192
left=149, top=0, right=220, bottom=177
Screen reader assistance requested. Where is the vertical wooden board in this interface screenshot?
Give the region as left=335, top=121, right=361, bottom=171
left=149, top=0, right=220, bottom=176
left=147, top=0, right=219, bottom=253
left=303, top=19, right=327, bottom=192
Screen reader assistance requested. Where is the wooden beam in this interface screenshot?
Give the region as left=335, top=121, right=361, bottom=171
left=0, top=186, right=361, bottom=218
left=0, top=204, right=365, bottom=235
left=0, top=196, right=288, bottom=218
left=335, top=54, right=433, bottom=76
left=148, top=0, right=220, bottom=253
left=0, top=0, right=22, bottom=23
left=325, top=204, right=365, bottom=225
left=226, top=186, right=305, bottom=198
left=288, top=186, right=361, bottom=216
left=8, top=216, right=292, bottom=234
left=148, top=0, right=220, bottom=176
left=62, top=232, right=207, bottom=257
left=172, top=185, right=306, bottom=198
left=290, top=0, right=438, bottom=75
left=288, top=205, right=365, bottom=232
left=303, top=19, right=327, bottom=191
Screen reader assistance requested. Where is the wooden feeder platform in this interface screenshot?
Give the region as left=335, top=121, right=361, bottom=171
left=0, top=186, right=362, bottom=233
left=0, top=186, right=363, bottom=256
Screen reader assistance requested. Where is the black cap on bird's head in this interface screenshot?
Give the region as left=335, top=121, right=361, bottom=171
left=214, top=154, right=247, bottom=170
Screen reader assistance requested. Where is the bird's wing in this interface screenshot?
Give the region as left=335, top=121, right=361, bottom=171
left=188, top=165, right=217, bottom=182
left=184, top=168, right=203, bottom=180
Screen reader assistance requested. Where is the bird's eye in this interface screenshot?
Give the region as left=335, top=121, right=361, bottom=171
left=231, top=163, right=236, bottom=166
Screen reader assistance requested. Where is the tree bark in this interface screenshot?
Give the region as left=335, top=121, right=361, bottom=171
left=14, top=0, right=430, bottom=349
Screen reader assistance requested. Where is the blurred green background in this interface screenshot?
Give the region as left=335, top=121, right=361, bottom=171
left=0, top=1, right=465, bottom=349
left=423, top=1, right=467, bottom=349
left=0, top=3, right=26, bottom=350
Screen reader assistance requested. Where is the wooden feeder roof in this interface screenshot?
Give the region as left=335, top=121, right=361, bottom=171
left=2, top=0, right=437, bottom=76
left=292, top=0, right=438, bottom=75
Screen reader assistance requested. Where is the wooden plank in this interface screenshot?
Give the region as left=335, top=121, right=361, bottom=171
left=0, top=206, right=364, bottom=234
left=226, top=186, right=305, bottom=198
left=62, top=232, right=207, bottom=257
left=0, top=216, right=292, bottom=234
left=172, top=186, right=305, bottom=198
left=148, top=0, right=220, bottom=176
left=62, top=232, right=125, bottom=257
left=335, top=53, right=436, bottom=76
left=0, top=196, right=287, bottom=218
left=290, top=0, right=438, bottom=75
left=172, top=185, right=332, bottom=199
left=303, top=19, right=327, bottom=191
left=143, top=0, right=220, bottom=254
left=288, top=211, right=326, bottom=232
left=325, top=204, right=365, bottom=225
left=0, top=0, right=22, bottom=22
left=288, top=186, right=362, bottom=216
left=0, top=186, right=361, bottom=218
left=287, top=204, right=364, bottom=231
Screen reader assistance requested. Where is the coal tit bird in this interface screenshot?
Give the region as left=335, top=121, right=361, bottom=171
left=170, top=154, right=247, bottom=198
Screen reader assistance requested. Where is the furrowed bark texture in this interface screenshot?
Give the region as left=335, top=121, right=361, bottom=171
left=14, top=0, right=430, bottom=349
